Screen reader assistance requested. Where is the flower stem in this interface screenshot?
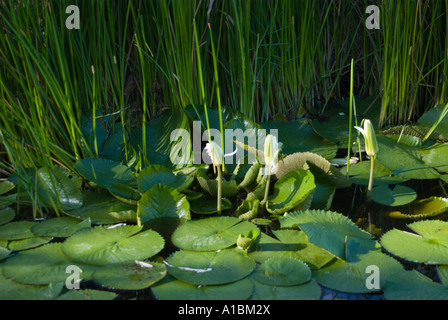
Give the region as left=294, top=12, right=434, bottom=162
left=368, top=155, right=375, bottom=201
left=262, top=166, right=271, bottom=206
left=217, top=165, right=222, bottom=214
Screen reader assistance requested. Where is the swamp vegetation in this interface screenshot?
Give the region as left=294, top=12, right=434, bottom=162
left=1, top=0, right=448, bottom=300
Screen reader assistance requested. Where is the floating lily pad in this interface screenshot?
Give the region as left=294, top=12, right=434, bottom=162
left=137, top=165, right=194, bottom=193
left=417, top=143, right=448, bottom=173
left=1, top=243, right=99, bottom=285
left=0, top=207, right=15, bottom=226
left=35, top=166, right=83, bottom=210
left=137, top=185, right=190, bottom=224
left=252, top=256, right=311, bottom=286
left=74, top=158, right=136, bottom=189
left=151, top=275, right=254, bottom=300
left=0, top=247, right=11, bottom=260
left=371, top=185, right=417, bottom=207
left=234, top=199, right=259, bottom=220
left=8, top=236, right=53, bottom=251
left=61, top=225, right=164, bottom=266
left=0, top=181, right=15, bottom=195
left=197, top=174, right=238, bottom=198
left=56, top=289, right=118, bottom=300
left=383, top=269, right=448, bottom=300
left=0, top=270, right=63, bottom=300
left=249, top=278, right=321, bottom=300
left=31, top=216, right=91, bottom=238
left=267, top=170, right=316, bottom=215
left=385, top=197, right=448, bottom=219
left=380, top=220, right=448, bottom=265
left=376, top=135, right=440, bottom=181
left=348, top=159, right=406, bottom=186
left=165, top=249, right=256, bottom=285
left=417, top=106, right=448, bottom=141
left=171, top=216, right=259, bottom=251
left=189, top=197, right=232, bottom=214
left=313, top=248, right=405, bottom=293
left=67, top=188, right=132, bottom=224
left=0, top=221, right=36, bottom=240
left=438, top=266, right=448, bottom=288
left=93, top=260, right=166, bottom=291
left=280, top=210, right=376, bottom=260
left=108, top=183, right=141, bottom=205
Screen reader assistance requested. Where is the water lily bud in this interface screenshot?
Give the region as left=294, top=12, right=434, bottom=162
left=264, top=134, right=278, bottom=175
left=355, top=119, right=379, bottom=157
left=204, top=141, right=223, bottom=165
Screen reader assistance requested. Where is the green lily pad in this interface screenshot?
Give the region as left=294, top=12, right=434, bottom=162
left=0, top=181, right=15, bottom=195
left=252, top=256, right=311, bottom=286
left=171, top=216, right=260, bottom=251
left=380, top=220, right=448, bottom=265
left=151, top=275, right=254, bottom=300
left=417, top=143, right=448, bottom=173
left=249, top=278, right=321, bottom=300
left=234, top=199, right=259, bottom=220
left=31, top=216, right=91, bottom=238
left=376, top=135, right=440, bottom=181
left=280, top=210, right=376, bottom=260
left=8, top=236, right=53, bottom=252
left=165, top=249, right=256, bottom=285
left=56, top=289, right=118, bottom=300
left=313, top=248, right=405, bottom=293
left=108, top=183, right=141, bottom=205
left=0, top=247, right=11, bottom=260
left=267, top=170, right=316, bottom=215
left=0, top=207, right=15, bottom=226
left=137, top=165, right=194, bottom=193
left=93, top=260, right=166, bottom=291
left=262, top=121, right=337, bottom=160
left=385, top=197, right=448, bottom=219
left=67, top=188, right=132, bottom=224
left=0, top=270, right=63, bottom=300
left=0, top=221, right=36, bottom=240
left=1, top=243, right=99, bottom=285
left=417, top=106, right=448, bottom=141
left=35, top=166, right=83, bottom=210
left=348, top=159, right=406, bottom=186
left=137, top=185, right=190, bottom=224
left=197, top=174, right=238, bottom=198
left=74, top=158, right=136, bottom=189
left=371, top=185, right=417, bottom=207
left=383, top=269, right=448, bottom=300
left=61, top=225, right=164, bottom=266
left=189, top=197, right=232, bottom=214
left=438, top=266, right=448, bottom=288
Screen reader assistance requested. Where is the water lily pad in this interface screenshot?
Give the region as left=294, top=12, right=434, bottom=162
left=376, top=135, right=440, bottom=181
left=267, top=170, right=316, bottom=215
left=348, top=159, right=406, bottom=186
left=0, top=207, right=15, bottom=226
left=249, top=278, right=321, bottom=300
left=385, top=197, right=448, bottom=219
left=197, top=174, right=238, bottom=198
left=61, top=225, right=164, bottom=266
left=252, top=256, right=311, bottom=286
left=93, top=260, right=166, bottom=291
left=171, top=216, right=259, bottom=251
left=0, top=247, right=11, bottom=260
left=137, top=165, right=194, bottom=193
left=8, top=236, right=53, bottom=251
left=417, top=143, right=448, bottom=173
left=383, top=269, right=448, bottom=300
left=35, top=166, right=83, bottom=210
left=380, top=220, right=448, bottom=265
left=56, top=289, right=118, bottom=300
left=0, top=221, right=36, bottom=240
left=371, top=185, right=417, bottom=207
left=0, top=270, right=63, bottom=300
left=108, top=183, right=141, bottom=205
left=280, top=210, right=376, bottom=260
left=67, top=188, right=132, bottom=224
left=151, top=275, right=254, bottom=300
left=74, top=158, right=136, bottom=189
left=189, top=197, right=232, bottom=214
left=31, top=216, right=91, bottom=238
left=234, top=199, right=259, bottom=220
left=313, top=249, right=405, bottom=293
left=417, top=106, right=448, bottom=141
left=165, top=249, right=256, bottom=285
left=1, top=243, right=99, bottom=285
left=137, top=185, right=190, bottom=224
left=438, top=266, right=448, bottom=288
left=0, top=181, right=15, bottom=195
